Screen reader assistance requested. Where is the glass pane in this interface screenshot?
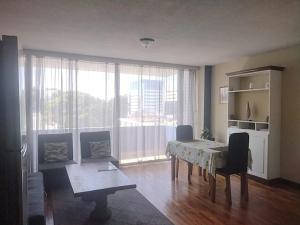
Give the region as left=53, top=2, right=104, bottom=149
left=119, top=64, right=178, bottom=162
left=77, top=61, right=115, bottom=129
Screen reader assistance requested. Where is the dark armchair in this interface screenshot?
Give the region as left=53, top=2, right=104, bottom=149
left=38, top=133, right=75, bottom=170
left=38, top=133, right=76, bottom=188
left=80, top=131, right=119, bottom=168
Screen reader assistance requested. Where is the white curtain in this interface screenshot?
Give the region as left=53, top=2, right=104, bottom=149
left=24, top=54, right=197, bottom=170
left=118, top=64, right=178, bottom=162
left=76, top=61, right=117, bottom=160
left=25, top=55, right=116, bottom=170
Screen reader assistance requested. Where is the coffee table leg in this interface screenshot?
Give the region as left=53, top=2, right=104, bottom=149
left=90, top=192, right=112, bottom=221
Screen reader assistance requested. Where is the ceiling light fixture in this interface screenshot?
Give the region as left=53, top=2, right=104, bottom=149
left=140, top=38, right=155, bottom=48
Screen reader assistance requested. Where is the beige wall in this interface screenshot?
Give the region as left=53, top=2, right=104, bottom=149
left=211, top=44, right=300, bottom=183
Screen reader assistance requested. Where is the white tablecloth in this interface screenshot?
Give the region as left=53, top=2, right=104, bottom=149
left=166, top=139, right=252, bottom=176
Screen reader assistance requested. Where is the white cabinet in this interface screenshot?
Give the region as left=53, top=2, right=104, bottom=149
left=249, top=134, right=267, bottom=177
left=226, top=66, right=283, bottom=180
left=228, top=128, right=268, bottom=179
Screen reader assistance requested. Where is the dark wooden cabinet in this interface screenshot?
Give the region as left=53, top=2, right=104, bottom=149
left=0, top=35, right=23, bottom=225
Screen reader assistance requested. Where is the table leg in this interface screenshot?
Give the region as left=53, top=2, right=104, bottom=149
left=208, top=174, right=216, bottom=202
left=89, top=192, right=112, bottom=221
left=198, top=166, right=202, bottom=176
left=175, top=158, right=179, bottom=178
left=203, top=169, right=207, bottom=182
left=171, top=155, right=176, bottom=180
left=188, top=162, right=193, bottom=184
left=208, top=174, right=211, bottom=196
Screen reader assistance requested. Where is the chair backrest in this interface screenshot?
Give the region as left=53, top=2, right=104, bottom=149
left=176, top=125, right=193, bottom=141
left=227, top=132, right=249, bottom=173
left=80, top=131, right=111, bottom=159
left=38, top=133, right=73, bottom=164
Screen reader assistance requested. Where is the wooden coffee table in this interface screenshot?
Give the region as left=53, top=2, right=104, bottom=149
left=65, top=162, right=136, bottom=221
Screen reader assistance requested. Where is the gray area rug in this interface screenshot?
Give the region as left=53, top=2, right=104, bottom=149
left=52, top=188, right=174, bottom=225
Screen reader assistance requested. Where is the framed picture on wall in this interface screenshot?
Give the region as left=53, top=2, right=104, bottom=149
left=219, top=86, right=228, bottom=104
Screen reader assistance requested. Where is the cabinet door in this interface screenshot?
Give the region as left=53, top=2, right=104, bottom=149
left=249, top=135, right=266, bottom=177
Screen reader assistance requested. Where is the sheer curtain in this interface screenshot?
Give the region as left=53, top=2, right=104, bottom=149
left=25, top=55, right=116, bottom=170
left=76, top=61, right=117, bottom=159
left=25, top=56, right=76, bottom=171
left=24, top=54, right=197, bottom=169
left=119, top=64, right=179, bottom=163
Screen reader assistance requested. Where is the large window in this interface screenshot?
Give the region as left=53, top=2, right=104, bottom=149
left=119, top=65, right=178, bottom=127
left=25, top=55, right=196, bottom=169
left=77, top=61, right=116, bottom=129
left=118, top=65, right=180, bottom=162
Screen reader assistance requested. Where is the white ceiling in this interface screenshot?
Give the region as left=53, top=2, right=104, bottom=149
left=1, top=0, right=300, bottom=66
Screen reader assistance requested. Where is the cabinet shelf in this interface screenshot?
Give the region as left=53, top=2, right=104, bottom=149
left=228, top=120, right=269, bottom=124
left=228, top=120, right=269, bottom=131
left=228, top=88, right=269, bottom=93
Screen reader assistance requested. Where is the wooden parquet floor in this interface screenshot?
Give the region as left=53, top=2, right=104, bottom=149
left=46, top=160, right=300, bottom=225
left=122, top=161, right=300, bottom=225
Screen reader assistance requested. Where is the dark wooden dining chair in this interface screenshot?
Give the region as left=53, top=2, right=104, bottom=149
left=213, top=132, right=249, bottom=205
left=176, top=125, right=201, bottom=184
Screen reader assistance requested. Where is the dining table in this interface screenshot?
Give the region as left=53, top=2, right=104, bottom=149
left=166, top=138, right=252, bottom=202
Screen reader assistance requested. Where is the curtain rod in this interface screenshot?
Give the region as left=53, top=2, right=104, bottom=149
left=23, top=49, right=200, bottom=70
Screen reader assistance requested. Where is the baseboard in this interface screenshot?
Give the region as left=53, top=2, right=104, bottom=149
left=247, top=174, right=300, bottom=188
left=247, top=174, right=280, bottom=185
left=278, top=178, right=300, bottom=189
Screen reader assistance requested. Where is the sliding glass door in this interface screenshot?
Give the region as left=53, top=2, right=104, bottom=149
left=25, top=54, right=196, bottom=169
left=119, top=65, right=178, bottom=163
